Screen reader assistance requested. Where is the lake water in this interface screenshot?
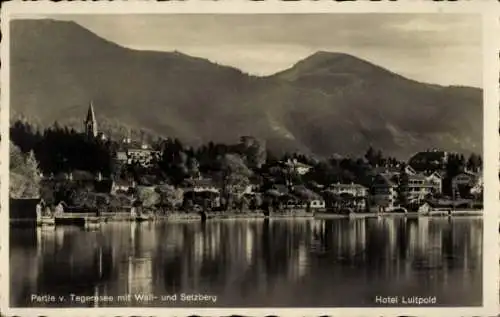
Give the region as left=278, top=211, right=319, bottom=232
left=10, top=217, right=482, bottom=307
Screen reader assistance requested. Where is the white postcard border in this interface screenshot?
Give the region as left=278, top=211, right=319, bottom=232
left=1, top=2, right=498, bottom=316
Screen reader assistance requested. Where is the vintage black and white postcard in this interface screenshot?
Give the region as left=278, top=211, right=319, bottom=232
left=1, top=2, right=498, bottom=316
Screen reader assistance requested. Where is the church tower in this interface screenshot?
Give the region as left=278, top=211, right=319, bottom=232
left=84, top=100, right=98, bottom=138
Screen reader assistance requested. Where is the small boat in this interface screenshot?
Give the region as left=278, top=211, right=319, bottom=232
left=37, top=216, right=55, bottom=227
left=135, top=214, right=153, bottom=222
left=84, top=216, right=102, bottom=229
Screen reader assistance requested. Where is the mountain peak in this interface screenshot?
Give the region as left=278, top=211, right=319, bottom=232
left=273, top=50, right=393, bottom=84
left=307, top=50, right=358, bottom=61
left=297, top=51, right=384, bottom=74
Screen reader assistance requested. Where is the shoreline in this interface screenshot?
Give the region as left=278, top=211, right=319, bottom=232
left=10, top=209, right=483, bottom=227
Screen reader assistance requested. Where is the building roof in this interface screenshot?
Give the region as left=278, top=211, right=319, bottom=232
left=406, top=173, right=428, bottom=181
left=85, top=101, right=96, bottom=124
left=117, top=141, right=159, bottom=152
left=282, top=159, right=312, bottom=169
left=114, top=179, right=135, bottom=187
left=281, top=193, right=302, bottom=201
left=329, top=182, right=367, bottom=190
left=292, top=185, right=323, bottom=200
left=426, top=171, right=443, bottom=179
left=453, top=171, right=481, bottom=181
left=183, top=178, right=218, bottom=188
left=372, top=165, right=400, bottom=175
left=373, top=173, right=397, bottom=187
left=272, top=184, right=289, bottom=195
left=116, top=151, right=128, bottom=160
left=53, top=170, right=96, bottom=181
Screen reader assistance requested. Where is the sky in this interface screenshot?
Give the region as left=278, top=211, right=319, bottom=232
left=43, top=14, right=482, bottom=87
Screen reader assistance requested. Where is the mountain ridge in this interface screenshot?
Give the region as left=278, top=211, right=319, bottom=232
left=10, top=19, right=483, bottom=160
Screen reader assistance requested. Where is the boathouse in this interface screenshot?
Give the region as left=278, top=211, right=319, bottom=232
left=10, top=198, right=46, bottom=221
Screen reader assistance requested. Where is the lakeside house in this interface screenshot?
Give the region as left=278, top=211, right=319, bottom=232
left=116, top=151, right=128, bottom=164
left=116, top=141, right=161, bottom=168
left=111, top=179, right=137, bottom=195
left=243, top=176, right=261, bottom=195
left=282, top=158, right=312, bottom=175
left=291, top=185, right=325, bottom=209
left=325, top=182, right=368, bottom=210
left=328, top=182, right=368, bottom=198
left=182, top=178, right=221, bottom=209
left=54, top=201, right=66, bottom=215
left=10, top=198, right=46, bottom=220
left=308, top=195, right=326, bottom=209
left=399, top=173, right=435, bottom=205
left=371, top=173, right=398, bottom=210
left=282, top=193, right=307, bottom=209
left=183, top=178, right=220, bottom=193
left=452, top=170, right=483, bottom=198
left=425, top=171, right=443, bottom=194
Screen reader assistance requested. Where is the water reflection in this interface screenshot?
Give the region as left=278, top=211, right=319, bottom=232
left=10, top=217, right=482, bottom=307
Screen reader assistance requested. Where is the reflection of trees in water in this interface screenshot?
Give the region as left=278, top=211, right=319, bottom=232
left=153, top=218, right=481, bottom=296
left=156, top=219, right=313, bottom=294
left=308, top=217, right=481, bottom=280
left=10, top=217, right=482, bottom=306
left=35, top=229, right=114, bottom=295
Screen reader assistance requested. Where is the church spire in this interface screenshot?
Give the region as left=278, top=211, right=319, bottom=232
left=84, top=100, right=98, bottom=138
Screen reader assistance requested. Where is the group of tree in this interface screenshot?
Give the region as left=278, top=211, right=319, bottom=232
left=11, top=120, right=115, bottom=175
left=10, top=119, right=483, bottom=207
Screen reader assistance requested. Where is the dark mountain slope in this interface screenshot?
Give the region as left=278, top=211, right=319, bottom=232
left=10, top=19, right=483, bottom=159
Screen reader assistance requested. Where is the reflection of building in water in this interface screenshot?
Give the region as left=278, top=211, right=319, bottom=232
left=469, top=221, right=482, bottom=259
left=348, top=220, right=357, bottom=258
left=245, top=228, right=254, bottom=264
left=193, top=231, right=204, bottom=265
left=193, top=222, right=222, bottom=264
left=386, top=218, right=397, bottom=257
left=428, top=221, right=443, bottom=268
left=126, top=222, right=154, bottom=295
left=355, top=220, right=366, bottom=261
left=418, top=217, right=430, bottom=252
left=461, top=220, right=482, bottom=277
left=408, top=217, right=430, bottom=258
left=287, top=243, right=309, bottom=281
left=344, top=220, right=367, bottom=259
left=127, top=257, right=153, bottom=294
left=55, top=227, right=65, bottom=249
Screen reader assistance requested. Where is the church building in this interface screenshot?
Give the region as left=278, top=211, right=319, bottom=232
left=84, top=101, right=106, bottom=141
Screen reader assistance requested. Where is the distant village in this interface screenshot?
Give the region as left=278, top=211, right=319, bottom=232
left=10, top=102, right=484, bottom=223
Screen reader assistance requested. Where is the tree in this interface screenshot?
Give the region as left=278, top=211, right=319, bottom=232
left=364, top=146, right=376, bottom=166
left=187, top=157, right=200, bottom=179
left=217, top=153, right=252, bottom=210
left=10, top=144, right=41, bottom=199
left=237, top=195, right=250, bottom=212
left=136, top=186, right=161, bottom=209
left=156, top=184, right=184, bottom=210
left=466, top=153, right=482, bottom=172
left=159, top=139, right=189, bottom=185
left=238, top=136, right=267, bottom=170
